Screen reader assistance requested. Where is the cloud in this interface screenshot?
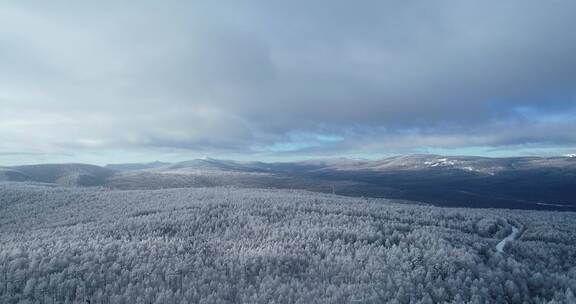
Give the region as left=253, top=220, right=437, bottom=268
left=1, top=0, right=576, bottom=163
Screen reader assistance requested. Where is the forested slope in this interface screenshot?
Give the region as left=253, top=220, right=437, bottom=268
left=0, top=182, right=575, bottom=303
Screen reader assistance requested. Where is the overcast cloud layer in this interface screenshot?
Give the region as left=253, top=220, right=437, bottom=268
left=1, top=0, right=576, bottom=164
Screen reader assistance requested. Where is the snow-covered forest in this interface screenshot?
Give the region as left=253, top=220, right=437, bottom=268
left=1, top=182, right=575, bottom=303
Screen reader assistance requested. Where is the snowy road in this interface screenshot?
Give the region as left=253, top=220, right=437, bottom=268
left=496, top=224, right=520, bottom=253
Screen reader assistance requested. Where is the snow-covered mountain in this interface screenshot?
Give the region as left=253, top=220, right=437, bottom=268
left=106, top=161, right=169, bottom=171
left=102, top=154, right=576, bottom=175
left=0, top=168, right=29, bottom=182
left=311, top=154, right=576, bottom=174
left=0, top=164, right=115, bottom=186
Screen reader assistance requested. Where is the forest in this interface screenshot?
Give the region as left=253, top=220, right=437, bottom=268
left=1, top=182, right=575, bottom=303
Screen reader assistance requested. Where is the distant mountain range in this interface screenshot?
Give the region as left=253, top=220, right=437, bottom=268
left=2, top=154, right=576, bottom=210
left=0, top=163, right=114, bottom=186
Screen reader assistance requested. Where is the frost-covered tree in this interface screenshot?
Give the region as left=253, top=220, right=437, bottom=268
left=0, top=182, right=575, bottom=303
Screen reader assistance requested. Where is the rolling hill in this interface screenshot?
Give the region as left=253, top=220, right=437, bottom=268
left=2, top=155, right=576, bottom=210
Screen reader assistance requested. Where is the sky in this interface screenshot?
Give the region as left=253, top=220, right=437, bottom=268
left=1, top=0, right=576, bottom=165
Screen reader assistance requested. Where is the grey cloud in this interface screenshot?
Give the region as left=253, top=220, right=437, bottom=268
left=1, top=0, right=576, bottom=161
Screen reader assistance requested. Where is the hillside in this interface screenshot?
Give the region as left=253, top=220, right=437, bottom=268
left=3, top=154, right=576, bottom=210
left=0, top=164, right=115, bottom=187
left=1, top=182, right=575, bottom=303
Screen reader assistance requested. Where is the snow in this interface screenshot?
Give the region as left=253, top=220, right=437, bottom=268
left=424, top=158, right=458, bottom=168
left=1, top=183, right=575, bottom=303
left=496, top=224, right=520, bottom=253
left=536, top=202, right=575, bottom=208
